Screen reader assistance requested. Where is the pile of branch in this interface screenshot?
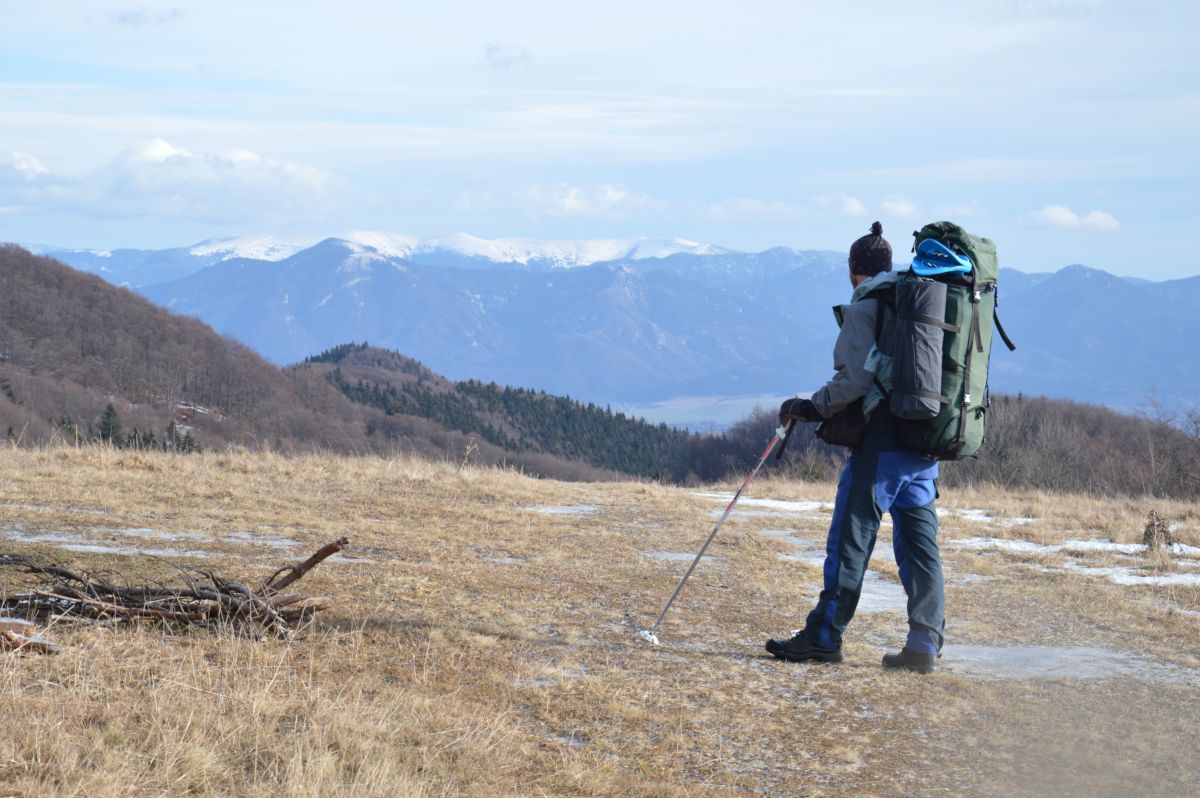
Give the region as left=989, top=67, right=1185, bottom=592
left=0, top=537, right=349, bottom=638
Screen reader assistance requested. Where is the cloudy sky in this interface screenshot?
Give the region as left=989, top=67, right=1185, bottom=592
left=2, top=1, right=1197, bottom=278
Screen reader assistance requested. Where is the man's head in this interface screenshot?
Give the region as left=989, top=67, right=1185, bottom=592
left=848, top=221, right=892, bottom=286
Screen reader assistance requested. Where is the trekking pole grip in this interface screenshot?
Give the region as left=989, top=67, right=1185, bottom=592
left=774, top=420, right=796, bottom=461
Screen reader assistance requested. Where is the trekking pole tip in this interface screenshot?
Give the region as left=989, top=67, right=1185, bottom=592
left=638, top=629, right=661, bottom=646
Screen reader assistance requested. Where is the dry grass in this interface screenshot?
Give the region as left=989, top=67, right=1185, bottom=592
left=1, top=446, right=1198, bottom=797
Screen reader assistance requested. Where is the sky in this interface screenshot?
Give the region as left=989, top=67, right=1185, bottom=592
left=1, top=0, right=1198, bottom=279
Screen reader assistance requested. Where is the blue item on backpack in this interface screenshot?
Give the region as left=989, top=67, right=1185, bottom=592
left=911, top=238, right=972, bottom=276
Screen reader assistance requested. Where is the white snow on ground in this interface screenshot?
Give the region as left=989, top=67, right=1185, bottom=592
left=643, top=551, right=720, bottom=562
left=765, top=532, right=906, bottom=612
left=948, top=536, right=1200, bottom=559
left=523, top=504, right=602, bottom=516
left=693, top=492, right=832, bottom=514
left=942, top=645, right=1199, bottom=683
left=756, top=528, right=811, bottom=546
left=947, top=535, right=1200, bottom=587
left=1, top=526, right=301, bottom=559
left=956, top=509, right=1038, bottom=527
left=949, top=537, right=1056, bottom=555
left=1, top=530, right=211, bottom=559
left=777, top=547, right=906, bottom=613
left=694, top=493, right=1039, bottom=529
left=1060, top=562, right=1200, bottom=587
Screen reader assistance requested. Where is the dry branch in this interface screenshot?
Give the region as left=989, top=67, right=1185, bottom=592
left=0, top=538, right=349, bottom=638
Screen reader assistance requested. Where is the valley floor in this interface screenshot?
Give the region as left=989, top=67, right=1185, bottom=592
left=1, top=447, right=1198, bottom=797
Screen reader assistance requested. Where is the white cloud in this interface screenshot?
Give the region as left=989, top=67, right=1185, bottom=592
left=11, top=153, right=48, bottom=180
left=484, top=40, right=531, bottom=70
left=1080, top=210, right=1120, bottom=230
left=108, top=8, right=186, bottom=29
left=880, top=196, right=920, bottom=218
left=707, top=192, right=870, bottom=222
left=1, top=139, right=341, bottom=225
left=705, top=197, right=803, bottom=222
left=815, top=192, right=868, bottom=217
left=516, top=183, right=664, bottom=219
left=934, top=201, right=984, bottom=218
left=451, top=190, right=496, bottom=212
left=1024, top=204, right=1120, bottom=231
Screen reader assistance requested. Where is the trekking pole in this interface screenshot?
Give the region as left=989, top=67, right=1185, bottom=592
left=775, top=419, right=797, bottom=461
left=638, top=425, right=790, bottom=645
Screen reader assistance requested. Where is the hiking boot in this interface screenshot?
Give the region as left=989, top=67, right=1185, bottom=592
left=882, top=647, right=937, bottom=674
left=765, top=632, right=843, bottom=663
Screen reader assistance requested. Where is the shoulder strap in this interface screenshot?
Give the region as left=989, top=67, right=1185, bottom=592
left=870, top=293, right=892, bottom=401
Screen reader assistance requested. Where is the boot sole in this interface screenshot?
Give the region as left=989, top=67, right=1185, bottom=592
left=765, top=640, right=844, bottom=663
left=881, top=656, right=936, bottom=674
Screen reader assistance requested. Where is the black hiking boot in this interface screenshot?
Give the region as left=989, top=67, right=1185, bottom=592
left=882, top=647, right=937, bottom=674
left=765, top=632, right=843, bottom=663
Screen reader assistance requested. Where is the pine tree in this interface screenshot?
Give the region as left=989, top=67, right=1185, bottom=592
left=98, top=403, right=122, bottom=445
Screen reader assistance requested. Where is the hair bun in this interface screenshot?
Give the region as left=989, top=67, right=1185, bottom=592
left=870, top=221, right=883, bottom=236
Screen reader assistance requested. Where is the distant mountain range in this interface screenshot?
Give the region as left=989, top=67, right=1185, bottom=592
left=0, top=244, right=689, bottom=480
left=23, top=232, right=1200, bottom=418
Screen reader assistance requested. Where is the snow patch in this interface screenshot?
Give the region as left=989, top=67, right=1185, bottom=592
left=643, top=551, right=716, bottom=562
left=948, top=535, right=1200, bottom=587
left=188, top=234, right=319, bottom=262
left=948, top=536, right=1200, bottom=559
left=694, top=492, right=832, bottom=514
left=942, top=645, right=1197, bottom=683
left=337, top=231, right=728, bottom=268
left=523, top=504, right=601, bottom=516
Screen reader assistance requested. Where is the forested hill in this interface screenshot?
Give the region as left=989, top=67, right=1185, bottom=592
left=0, top=244, right=365, bottom=451
left=0, top=246, right=621, bottom=479
left=300, top=343, right=695, bottom=479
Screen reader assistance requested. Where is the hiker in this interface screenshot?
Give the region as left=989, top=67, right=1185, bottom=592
left=767, top=221, right=943, bottom=674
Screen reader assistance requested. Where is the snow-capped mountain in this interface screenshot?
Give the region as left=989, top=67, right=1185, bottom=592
left=187, top=234, right=322, bottom=262
left=191, top=231, right=729, bottom=269
left=16, top=233, right=1200, bottom=418
left=33, top=232, right=733, bottom=287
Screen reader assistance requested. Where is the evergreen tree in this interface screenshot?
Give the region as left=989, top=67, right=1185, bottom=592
left=98, top=403, right=122, bottom=445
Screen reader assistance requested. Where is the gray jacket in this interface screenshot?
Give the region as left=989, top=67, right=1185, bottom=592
left=809, top=272, right=899, bottom=418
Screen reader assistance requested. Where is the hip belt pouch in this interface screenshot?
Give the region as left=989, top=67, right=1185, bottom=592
left=891, top=277, right=953, bottom=420
left=816, top=398, right=864, bottom=449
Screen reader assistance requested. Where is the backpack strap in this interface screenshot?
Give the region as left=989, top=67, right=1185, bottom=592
left=871, top=292, right=892, bottom=401
left=994, top=310, right=1016, bottom=351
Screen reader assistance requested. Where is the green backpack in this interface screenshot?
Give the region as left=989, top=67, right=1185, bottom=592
left=870, top=221, right=1016, bottom=460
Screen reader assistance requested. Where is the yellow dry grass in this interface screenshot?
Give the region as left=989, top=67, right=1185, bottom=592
left=0, top=446, right=1198, bottom=797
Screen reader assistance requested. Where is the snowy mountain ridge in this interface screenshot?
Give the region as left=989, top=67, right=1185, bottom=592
left=184, top=231, right=729, bottom=267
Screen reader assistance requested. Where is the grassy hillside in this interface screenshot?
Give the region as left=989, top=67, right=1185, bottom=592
left=0, top=246, right=617, bottom=480
left=1, top=446, right=1198, bottom=796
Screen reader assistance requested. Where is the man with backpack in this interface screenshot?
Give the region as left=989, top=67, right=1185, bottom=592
left=766, top=221, right=945, bottom=674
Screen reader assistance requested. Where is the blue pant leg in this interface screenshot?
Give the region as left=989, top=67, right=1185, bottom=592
left=888, top=459, right=943, bottom=654
left=801, top=439, right=883, bottom=650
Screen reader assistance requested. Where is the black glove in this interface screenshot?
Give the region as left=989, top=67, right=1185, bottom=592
left=779, top=397, right=822, bottom=424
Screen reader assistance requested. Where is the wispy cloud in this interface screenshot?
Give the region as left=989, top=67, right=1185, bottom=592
left=880, top=196, right=920, bottom=218
left=1, top=140, right=340, bottom=225
left=1023, top=204, right=1120, bottom=231
left=484, top=41, right=532, bottom=70
left=934, top=201, right=984, bottom=218
left=815, top=192, right=868, bottom=217
left=108, top=8, right=185, bottom=29
left=707, top=192, right=868, bottom=222
left=515, top=183, right=664, bottom=219
left=705, top=197, right=804, bottom=222
left=11, top=153, right=47, bottom=180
